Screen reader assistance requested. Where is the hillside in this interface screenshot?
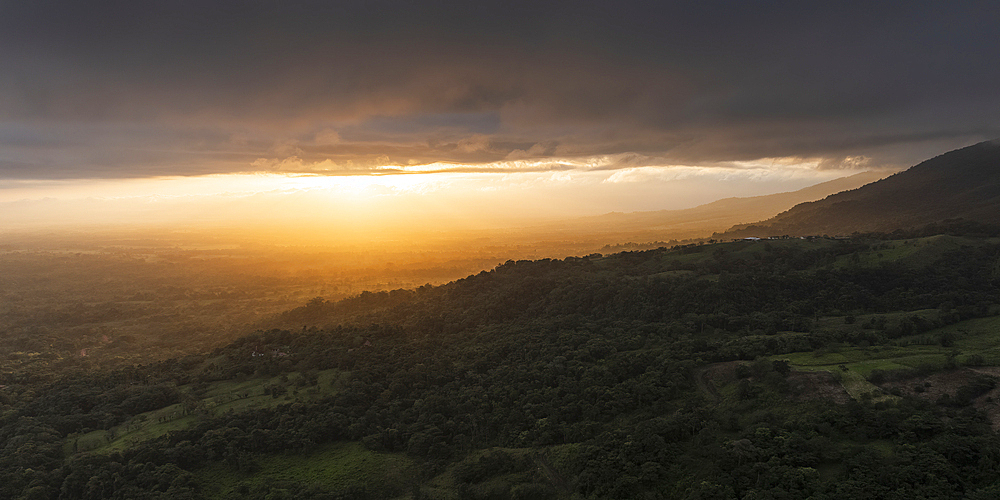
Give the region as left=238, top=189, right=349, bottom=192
left=725, top=140, right=1000, bottom=237
left=6, top=235, right=1000, bottom=498
left=534, top=170, right=889, bottom=242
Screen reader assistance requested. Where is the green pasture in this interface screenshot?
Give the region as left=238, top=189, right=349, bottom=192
left=948, top=316, right=1000, bottom=362
left=829, top=235, right=993, bottom=269
left=66, top=368, right=345, bottom=455
left=785, top=345, right=947, bottom=375
left=649, top=270, right=696, bottom=279
left=813, top=309, right=940, bottom=335
left=778, top=315, right=1000, bottom=402
left=100, top=413, right=199, bottom=454
left=422, top=445, right=575, bottom=500
left=64, top=429, right=112, bottom=454
left=197, top=441, right=417, bottom=499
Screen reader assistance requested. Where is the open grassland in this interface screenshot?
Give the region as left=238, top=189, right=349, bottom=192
left=830, top=235, right=1000, bottom=269
left=779, top=315, right=1000, bottom=402
left=949, top=315, right=1000, bottom=363
left=65, top=368, right=344, bottom=455
left=196, top=441, right=417, bottom=499
left=421, top=445, right=576, bottom=500
left=655, top=237, right=843, bottom=265
left=813, top=309, right=940, bottom=337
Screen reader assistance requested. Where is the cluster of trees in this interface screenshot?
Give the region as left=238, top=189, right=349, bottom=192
left=2, top=236, right=1000, bottom=498
left=283, top=237, right=999, bottom=343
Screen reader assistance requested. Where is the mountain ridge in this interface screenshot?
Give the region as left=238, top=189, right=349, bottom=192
left=723, top=140, right=1000, bottom=236
left=533, top=170, right=890, bottom=242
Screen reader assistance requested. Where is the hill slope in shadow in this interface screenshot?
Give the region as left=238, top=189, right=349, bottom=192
left=724, top=140, right=1000, bottom=236
left=536, top=170, right=889, bottom=242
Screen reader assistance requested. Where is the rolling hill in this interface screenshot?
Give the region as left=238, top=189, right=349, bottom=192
left=532, top=170, right=889, bottom=242
left=725, top=140, right=1000, bottom=237
left=7, top=234, right=1000, bottom=499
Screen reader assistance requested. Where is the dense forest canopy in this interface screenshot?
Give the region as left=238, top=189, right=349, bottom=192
left=4, top=232, right=1000, bottom=498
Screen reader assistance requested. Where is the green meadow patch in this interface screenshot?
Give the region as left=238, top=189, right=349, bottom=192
left=66, top=368, right=345, bottom=455
left=422, top=446, right=570, bottom=500
left=948, top=316, right=1000, bottom=363
left=779, top=315, right=1000, bottom=402
left=197, top=441, right=417, bottom=499
left=99, top=413, right=198, bottom=454
left=64, top=429, right=111, bottom=454
left=829, top=235, right=994, bottom=269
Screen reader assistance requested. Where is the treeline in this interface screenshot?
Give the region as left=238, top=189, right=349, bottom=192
left=282, top=238, right=999, bottom=338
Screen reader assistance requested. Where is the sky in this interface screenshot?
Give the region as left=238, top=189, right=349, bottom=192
left=1, top=1, right=998, bottom=233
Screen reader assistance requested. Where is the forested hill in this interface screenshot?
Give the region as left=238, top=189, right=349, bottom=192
left=275, top=235, right=998, bottom=333
left=6, top=235, right=1000, bottom=499
left=724, top=140, right=1000, bottom=237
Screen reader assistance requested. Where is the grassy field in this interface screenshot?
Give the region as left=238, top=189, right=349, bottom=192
left=65, top=368, right=345, bottom=455
left=829, top=235, right=999, bottom=269
left=60, top=366, right=419, bottom=498
left=812, top=309, right=940, bottom=337
left=421, top=445, right=576, bottom=500
left=777, top=315, right=1000, bottom=402
left=196, top=441, right=417, bottom=499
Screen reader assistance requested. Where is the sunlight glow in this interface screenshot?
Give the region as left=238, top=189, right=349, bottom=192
left=0, top=155, right=874, bottom=243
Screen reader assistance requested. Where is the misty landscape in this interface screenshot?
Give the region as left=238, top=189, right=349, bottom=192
left=3, top=2, right=1000, bottom=499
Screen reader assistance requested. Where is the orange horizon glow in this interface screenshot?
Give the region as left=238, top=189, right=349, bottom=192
left=0, top=155, right=890, bottom=249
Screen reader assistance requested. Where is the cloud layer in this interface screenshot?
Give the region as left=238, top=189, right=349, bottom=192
left=1, top=1, right=998, bottom=180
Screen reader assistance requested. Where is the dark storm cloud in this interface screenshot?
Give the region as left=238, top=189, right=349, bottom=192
left=1, top=0, right=998, bottom=179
